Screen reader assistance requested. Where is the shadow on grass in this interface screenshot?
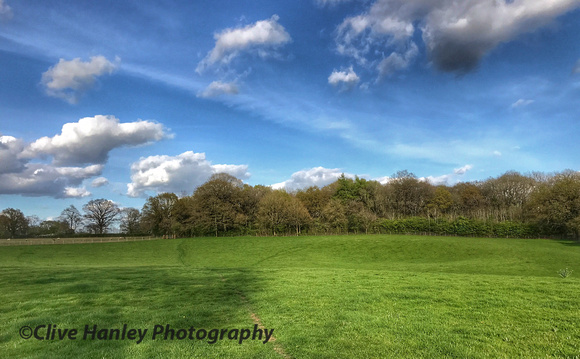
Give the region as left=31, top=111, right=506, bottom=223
left=1, top=266, right=267, bottom=358
left=560, top=240, right=580, bottom=247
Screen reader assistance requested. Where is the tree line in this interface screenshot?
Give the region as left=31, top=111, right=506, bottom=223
left=2, top=170, right=580, bottom=239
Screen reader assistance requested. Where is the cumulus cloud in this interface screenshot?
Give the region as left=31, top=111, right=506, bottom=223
left=271, top=167, right=354, bottom=191
left=335, top=0, right=580, bottom=75
left=511, top=99, right=534, bottom=108
left=0, top=0, right=13, bottom=19
left=196, top=15, right=291, bottom=72
left=272, top=165, right=475, bottom=190
left=127, top=151, right=250, bottom=197
left=91, top=177, right=109, bottom=188
left=0, top=135, right=26, bottom=174
left=64, top=187, right=91, bottom=198
left=0, top=163, right=103, bottom=198
left=24, top=115, right=169, bottom=166
left=421, top=164, right=473, bottom=185
left=41, top=56, right=119, bottom=103
left=328, top=67, right=360, bottom=89
left=0, top=116, right=167, bottom=198
left=197, top=81, right=239, bottom=98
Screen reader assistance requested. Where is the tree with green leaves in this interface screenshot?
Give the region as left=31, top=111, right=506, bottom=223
left=320, top=199, right=348, bottom=234
left=388, top=170, right=433, bottom=218
left=141, top=193, right=178, bottom=236
left=427, top=186, right=453, bottom=219
left=0, top=208, right=28, bottom=238
left=191, top=173, right=245, bottom=236
left=257, top=190, right=311, bottom=236
left=527, top=170, right=580, bottom=238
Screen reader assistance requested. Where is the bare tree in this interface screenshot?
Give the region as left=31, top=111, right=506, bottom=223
left=83, top=199, right=120, bottom=234
left=120, top=208, right=142, bottom=235
left=60, top=205, right=83, bottom=233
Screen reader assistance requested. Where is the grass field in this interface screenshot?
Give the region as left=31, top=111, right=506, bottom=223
left=1, top=235, right=579, bottom=358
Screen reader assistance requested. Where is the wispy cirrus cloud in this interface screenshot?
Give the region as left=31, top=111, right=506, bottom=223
left=573, top=59, right=580, bottom=74
left=197, top=81, right=239, bottom=98
left=0, top=0, right=12, bottom=19
left=511, top=99, right=534, bottom=108
left=315, top=0, right=354, bottom=6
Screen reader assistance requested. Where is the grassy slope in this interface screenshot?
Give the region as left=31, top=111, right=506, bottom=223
left=1, top=235, right=579, bottom=358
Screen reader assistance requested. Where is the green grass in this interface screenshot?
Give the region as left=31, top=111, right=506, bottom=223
left=1, top=235, right=579, bottom=358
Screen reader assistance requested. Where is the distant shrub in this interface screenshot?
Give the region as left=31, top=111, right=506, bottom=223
left=374, top=217, right=536, bottom=238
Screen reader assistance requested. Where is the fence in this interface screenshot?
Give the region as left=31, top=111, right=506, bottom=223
left=0, top=236, right=160, bottom=246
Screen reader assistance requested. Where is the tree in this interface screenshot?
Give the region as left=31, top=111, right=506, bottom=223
left=257, top=190, right=311, bottom=235
left=296, top=186, right=332, bottom=219
left=60, top=205, right=83, bottom=233
left=320, top=199, right=348, bottom=234
left=481, top=171, right=535, bottom=221
left=82, top=199, right=120, bottom=234
left=427, top=186, right=453, bottom=219
left=527, top=171, right=580, bottom=238
left=191, top=173, right=245, bottom=236
left=453, top=182, right=486, bottom=220
left=120, top=208, right=142, bottom=235
left=141, top=193, right=178, bottom=236
left=37, top=220, right=69, bottom=236
left=0, top=208, right=28, bottom=238
left=388, top=170, right=433, bottom=218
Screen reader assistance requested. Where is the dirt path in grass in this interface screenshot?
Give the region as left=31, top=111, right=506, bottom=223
left=219, top=275, right=292, bottom=359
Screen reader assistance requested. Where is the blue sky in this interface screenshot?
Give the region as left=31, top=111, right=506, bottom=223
left=1, top=0, right=579, bottom=220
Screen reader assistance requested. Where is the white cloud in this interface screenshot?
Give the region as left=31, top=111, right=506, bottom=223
left=373, top=176, right=391, bottom=185
left=453, top=164, right=473, bottom=175
left=271, top=167, right=354, bottom=191
left=197, top=81, right=239, bottom=98
left=0, top=163, right=103, bottom=198
left=377, top=42, right=418, bottom=77
left=511, top=98, right=534, bottom=108
left=421, top=164, right=473, bottom=185
left=91, top=177, right=109, bottom=188
left=272, top=165, right=475, bottom=190
left=24, top=115, right=169, bottom=166
left=0, top=116, right=167, bottom=198
left=0, top=0, right=12, bottom=19
left=0, top=135, right=26, bottom=174
left=328, top=67, right=360, bottom=89
left=196, top=15, right=291, bottom=72
left=127, top=151, right=250, bottom=197
left=335, top=0, right=580, bottom=75
left=41, top=56, right=119, bottom=103
left=493, top=150, right=503, bottom=157
left=64, top=187, right=91, bottom=198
